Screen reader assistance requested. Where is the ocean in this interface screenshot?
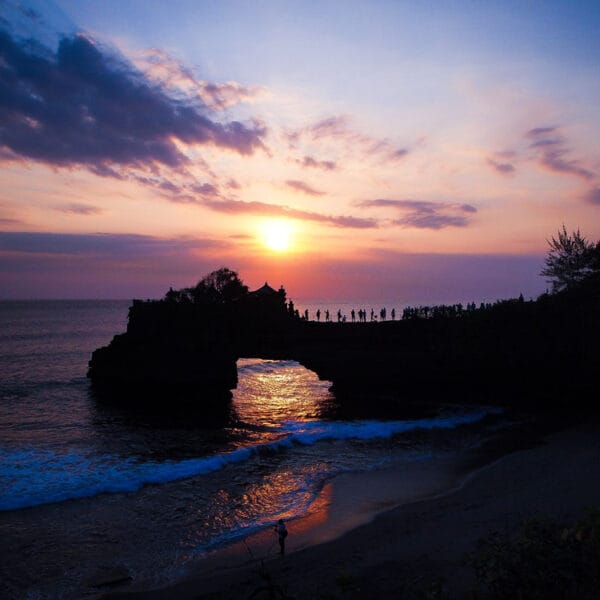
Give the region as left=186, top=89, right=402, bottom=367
left=0, top=300, right=508, bottom=599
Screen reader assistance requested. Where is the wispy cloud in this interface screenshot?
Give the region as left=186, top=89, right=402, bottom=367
left=526, top=126, right=593, bottom=180
left=202, top=198, right=377, bottom=228
left=296, top=155, right=337, bottom=171
left=287, top=115, right=410, bottom=163
left=285, top=180, right=325, bottom=196
left=0, top=217, right=22, bottom=226
left=55, top=203, right=103, bottom=215
left=135, top=48, right=266, bottom=111
left=487, top=157, right=515, bottom=174
left=359, top=199, right=477, bottom=230
left=583, top=188, right=600, bottom=205
left=0, top=231, right=224, bottom=257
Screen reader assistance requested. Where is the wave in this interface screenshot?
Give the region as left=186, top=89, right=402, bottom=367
left=236, top=358, right=302, bottom=374
left=279, top=409, right=500, bottom=443
left=0, top=408, right=500, bottom=511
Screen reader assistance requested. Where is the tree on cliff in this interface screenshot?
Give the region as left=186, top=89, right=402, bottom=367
left=192, top=268, right=249, bottom=303
left=541, top=226, right=600, bottom=292
left=165, top=268, right=249, bottom=304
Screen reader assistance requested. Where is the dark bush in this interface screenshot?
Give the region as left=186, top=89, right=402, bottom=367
left=467, top=509, right=600, bottom=599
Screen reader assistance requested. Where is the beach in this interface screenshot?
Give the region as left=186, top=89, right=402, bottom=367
left=105, top=416, right=600, bottom=599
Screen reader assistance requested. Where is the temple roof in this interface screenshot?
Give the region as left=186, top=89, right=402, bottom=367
left=251, top=282, right=278, bottom=296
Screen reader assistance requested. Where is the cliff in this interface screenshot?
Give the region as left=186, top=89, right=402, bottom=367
left=88, top=283, right=600, bottom=411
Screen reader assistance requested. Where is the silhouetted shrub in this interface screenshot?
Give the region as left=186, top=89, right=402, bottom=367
left=467, top=509, right=600, bottom=599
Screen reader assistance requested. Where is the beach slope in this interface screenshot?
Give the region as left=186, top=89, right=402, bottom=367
left=106, top=417, right=600, bottom=598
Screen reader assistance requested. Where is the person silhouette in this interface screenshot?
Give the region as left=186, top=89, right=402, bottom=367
left=274, top=519, right=288, bottom=556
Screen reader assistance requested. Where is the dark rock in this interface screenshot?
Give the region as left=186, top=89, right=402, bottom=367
left=86, top=565, right=131, bottom=588
left=88, top=283, right=600, bottom=413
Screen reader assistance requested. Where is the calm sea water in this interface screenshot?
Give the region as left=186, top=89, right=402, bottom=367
left=0, top=300, right=505, bottom=599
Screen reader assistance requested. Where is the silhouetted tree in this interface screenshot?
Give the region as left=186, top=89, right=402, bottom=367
left=192, top=268, right=249, bottom=303
left=541, top=226, right=598, bottom=292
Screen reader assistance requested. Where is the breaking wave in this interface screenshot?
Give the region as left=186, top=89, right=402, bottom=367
left=0, top=407, right=499, bottom=511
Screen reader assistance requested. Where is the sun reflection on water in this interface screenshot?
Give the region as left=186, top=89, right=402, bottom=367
left=233, top=358, right=335, bottom=429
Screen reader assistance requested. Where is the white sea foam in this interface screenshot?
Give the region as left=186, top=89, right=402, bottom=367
left=0, top=407, right=500, bottom=511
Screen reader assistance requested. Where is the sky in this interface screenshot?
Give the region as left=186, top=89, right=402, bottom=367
left=0, top=0, right=599, bottom=302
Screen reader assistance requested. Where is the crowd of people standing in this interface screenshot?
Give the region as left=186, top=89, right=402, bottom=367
left=287, top=301, right=397, bottom=323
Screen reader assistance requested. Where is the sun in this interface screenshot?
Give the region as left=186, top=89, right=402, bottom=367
left=261, top=219, right=293, bottom=252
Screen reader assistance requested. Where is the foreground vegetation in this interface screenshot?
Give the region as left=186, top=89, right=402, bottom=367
left=468, top=509, right=600, bottom=599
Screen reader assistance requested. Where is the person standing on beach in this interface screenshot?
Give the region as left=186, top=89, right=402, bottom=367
left=274, top=519, right=288, bottom=556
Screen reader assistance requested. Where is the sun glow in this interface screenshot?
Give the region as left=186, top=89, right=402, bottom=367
left=261, top=219, right=293, bottom=252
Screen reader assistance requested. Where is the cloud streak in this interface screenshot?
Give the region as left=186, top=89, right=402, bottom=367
left=296, top=155, right=337, bottom=171
left=0, top=231, right=233, bottom=298
left=359, top=199, right=477, bottom=230
left=0, top=231, right=224, bottom=257
left=526, top=126, right=593, bottom=180
left=55, top=203, right=103, bottom=215
left=202, top=198, right=377, bottom=228
left=285, top=180, right=325, bottom=196
left=287, top=115, right=410, bottom=163
left=583, top=188, right=600, bottom=205
left=488, top=157, right=515, bottom=174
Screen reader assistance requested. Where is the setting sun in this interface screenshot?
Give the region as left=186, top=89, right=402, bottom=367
left=261, top=219, right=293, bottom=252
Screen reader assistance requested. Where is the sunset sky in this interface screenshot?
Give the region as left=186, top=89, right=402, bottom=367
left=1, top=0, right=599, bottom=303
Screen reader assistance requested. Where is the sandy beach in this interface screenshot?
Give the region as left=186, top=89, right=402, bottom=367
left=103, top=416, right=600, bottom=599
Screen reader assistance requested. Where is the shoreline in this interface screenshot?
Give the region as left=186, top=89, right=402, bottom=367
left=102, top=454, right=477, bottom=597
left=103, top=413, right=599, bottom=599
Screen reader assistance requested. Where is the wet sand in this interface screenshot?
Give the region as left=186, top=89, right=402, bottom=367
left=106, top=417, right=600, bottom=598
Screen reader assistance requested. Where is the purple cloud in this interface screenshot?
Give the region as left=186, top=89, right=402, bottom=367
left=309, top=116, right=350, bottom=139
left=0, top=231, right=225, bottom=257
left=297, top=155, right=337, bottom=171
left=539, top=149, right=594, bottom=180
left=583, top=188, right=600, bottom=205
left=0, top=231, right=232, bottom=298
left=389, top=148, right=409, bottom=160
left=0, top=29, right=267, bottom=176
left=191, top=183, right=221, bottom=197
left=202, top=198, right=377, bottom=228
left=285, top=180, right=325, bottom=196
left=526, top=126, right=557, bottom=138
left=226, top=179, right=241, bottom=190
left=488, top=158, right=515, bottom=174
left=526, top=126, right=593, bottom=180
left=55, top=203, right=102, bottom=215
left=288, top=115, right=411, bottom=163
left=0, top=217, right=22, bottom=225
left=360, top=199, right=477, bottom=230
left=397, top=213, right=470, bottom=229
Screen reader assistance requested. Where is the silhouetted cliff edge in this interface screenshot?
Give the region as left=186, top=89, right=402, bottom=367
left=88, top=281, right=599, bottom=412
